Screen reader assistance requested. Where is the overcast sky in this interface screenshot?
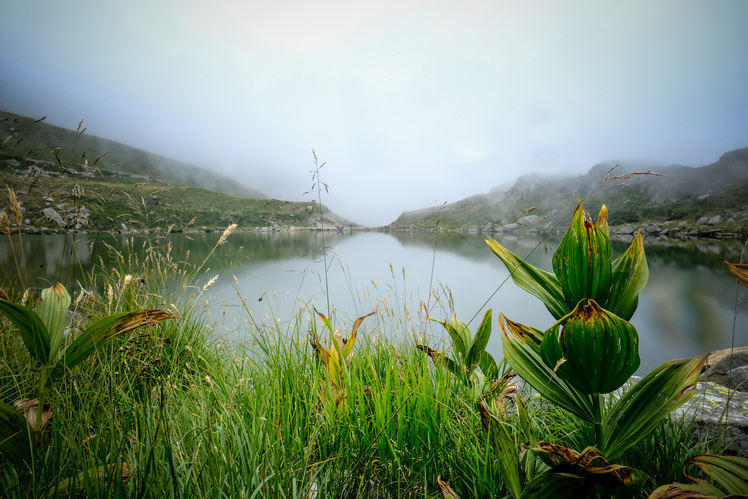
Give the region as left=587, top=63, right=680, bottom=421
left=2, top=1, right=747, bottom=226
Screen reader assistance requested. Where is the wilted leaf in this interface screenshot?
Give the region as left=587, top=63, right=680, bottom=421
left=723, top=258, right=748, bottom=289
left=416, top=344, right=465, bottom=377
left=342, top=311, right=375, bottom=362
left=648, top=484, right=717, bottom=498
left=13, top=398, right=51, bottom=432
left=54, top=309, right=173, bottom=375
left=436, top=475, right=460, bottom=499
left=529, top=443, right=646, bottom=496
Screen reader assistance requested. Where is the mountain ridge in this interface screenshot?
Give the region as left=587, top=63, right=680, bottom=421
left=388, top=146, right=748, bottom=238
left=0, top=111, right=356, bottom=233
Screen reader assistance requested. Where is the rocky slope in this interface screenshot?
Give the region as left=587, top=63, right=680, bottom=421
left=389, top=147, right=748, bottom=238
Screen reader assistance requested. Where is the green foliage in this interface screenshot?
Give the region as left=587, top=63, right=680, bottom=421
left=417, top=310, right=504, bottom=402
left=483, top=200, right=711, bottom=497
left=650, top=454, right=748, bottom=498
left=0, top=283, right=172, bottom=481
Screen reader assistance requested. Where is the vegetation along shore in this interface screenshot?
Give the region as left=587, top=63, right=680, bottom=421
left=2, top=112, right=748, bottom=497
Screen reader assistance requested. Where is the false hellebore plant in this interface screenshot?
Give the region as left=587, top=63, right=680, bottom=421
left=482, top=202, right=707, bottom=495
left=310, top=308, right=375, bottom=414
left=0, top=283, right=173, bottom=474
left=417, top=311, right=512, bottom=404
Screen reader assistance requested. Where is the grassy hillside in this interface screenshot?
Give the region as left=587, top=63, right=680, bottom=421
left=0, top=111, right=355, bottom=233
left=389, top=149, right=748, bottom=237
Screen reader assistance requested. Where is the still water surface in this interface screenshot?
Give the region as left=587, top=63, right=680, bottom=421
left=2, top=230, right=746, bottom=372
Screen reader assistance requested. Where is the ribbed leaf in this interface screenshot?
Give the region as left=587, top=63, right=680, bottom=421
left=431, top=314, right=471, bottom=361
left=540, top=299, right=640, bottom=395
left=479, top=350, right=498, bottom=379
left=552, top=203, right=612, bottom=309
left=38, top=283, right=71, bottom=362
left=486, top=239, right=568, bottom=320
left=499, top=314, right=597, bottom=423
left=55, top=309, right=173, bottom=375
left=607, top=231, right=648, bottom=321
left=648, top=484, right=718, bottom=498
left=0, top=297, right=50, bottom=364
left=601, top=354, right=708, bottom=461
left=466, top=310, right=492, bottom=370
left=687, top=454, right=748, bottom=496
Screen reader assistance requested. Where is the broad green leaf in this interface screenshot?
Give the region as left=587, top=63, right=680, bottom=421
left=55, top=309, right=173, bottom=375
left=552, top=203, right=612, bottom=309
left=539, top=299, right=640, bottom=395
left=38, top=283, right=71, bottom=362
left=430, top=315, right=471, bottom=360
left=479, top=402, right=523, bottom=499
left=499, top=314, right=597, bottom=423
left=478, top=350, right=498, bottom=379
left=342, top=311, right=375, bottom=361
left=465, top=310, right=492, bottom=370
left=0, top=297, right=50, bottom=364
left=687, top=454, right=748, bottom=496
left=601, top=354, right=707, bottom=461
left=0, top=400, right=34, bottom=472
left=500, top=315, right=545, bottom=351
left=607, top=231, right=648, bottom=321
left=486, top=239, right=568, bottom=320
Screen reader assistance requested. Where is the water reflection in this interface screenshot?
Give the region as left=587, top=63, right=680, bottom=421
left=1, top=231, right=746, bottom=372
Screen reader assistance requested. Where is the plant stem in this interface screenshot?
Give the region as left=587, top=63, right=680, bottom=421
left=593, top=393, right=604, bottom=450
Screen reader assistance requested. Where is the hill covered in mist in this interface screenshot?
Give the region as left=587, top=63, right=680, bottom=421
left=0, top=111, right=355, bottom=233
left=389, top=146, right=748, bottom=238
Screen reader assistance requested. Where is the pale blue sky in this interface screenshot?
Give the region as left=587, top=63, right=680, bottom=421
left=2, top=1, right=747, bottom=226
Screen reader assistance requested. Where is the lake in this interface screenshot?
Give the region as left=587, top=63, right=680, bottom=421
left=1, top=230, right=746, bottom=372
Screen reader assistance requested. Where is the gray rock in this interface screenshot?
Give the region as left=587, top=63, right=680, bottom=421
left=671, top=381, right=748, bottom=455
left=612, top=225, right=636, bottom=235
left=707, top=215, right=723, bottom=225
left=503, top=223, right=519, bottom=231
left=699, top=347, right=748, bottom=392
left=517, top=215, right=541, bottom=226
left=697, top=216, right=711, bottom=225
left=42, top=207, right=65, bottom=228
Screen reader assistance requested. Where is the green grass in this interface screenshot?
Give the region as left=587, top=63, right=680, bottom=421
left=0, top=230, right=718, bottom=498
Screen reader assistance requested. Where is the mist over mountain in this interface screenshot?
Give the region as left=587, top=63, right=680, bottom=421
left=389, top=146, right=748, bottom=237
left=0, top=111, right=355, bottom=233
left=0, top=111, right=265, bottom=199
